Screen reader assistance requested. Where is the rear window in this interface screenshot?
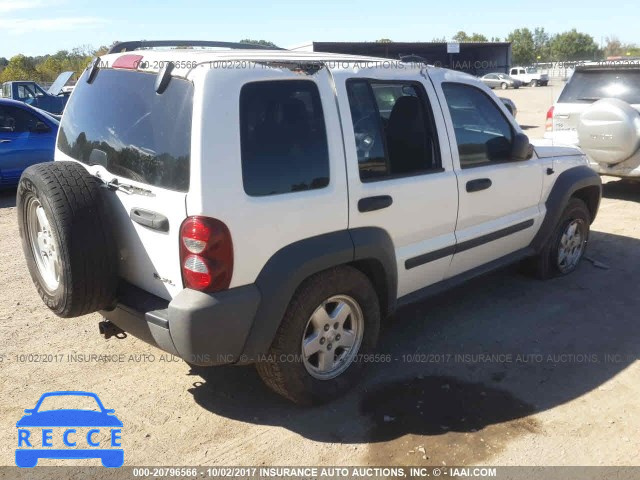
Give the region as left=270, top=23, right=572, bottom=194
left=58, top=69, right=193, bottom=192
left=559, top=69, right=640, bottom=104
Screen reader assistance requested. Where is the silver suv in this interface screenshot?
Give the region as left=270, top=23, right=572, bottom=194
left=545, top=62, right=640, bottom=180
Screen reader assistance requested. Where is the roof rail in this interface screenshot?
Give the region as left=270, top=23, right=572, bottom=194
left=108, top=40, right=284, bottom=54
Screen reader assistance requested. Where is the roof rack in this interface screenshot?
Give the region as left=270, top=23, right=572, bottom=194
left=107, top=40, right=284, bottom=54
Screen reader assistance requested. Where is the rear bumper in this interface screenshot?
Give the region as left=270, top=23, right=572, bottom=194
left=102, top=282, right=261, bottom=366
left=588, top=158, right=640, bottom=178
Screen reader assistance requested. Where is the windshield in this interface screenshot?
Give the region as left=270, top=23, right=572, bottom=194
left=37, top=394, right=101, bottom=412
left=58, top=68, right=193, bottom=192
left=558, top=69, right=640, bottom=104
left=525, top=67, right=538, bottom=73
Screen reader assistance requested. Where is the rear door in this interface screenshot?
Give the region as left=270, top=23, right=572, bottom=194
left=434, top=77, right=544, bottom=277
left=334, top=69, right=458, bottom=298
left=55, top=68, right=193, bottom=300
left=191, top=64, right=349, bottom=289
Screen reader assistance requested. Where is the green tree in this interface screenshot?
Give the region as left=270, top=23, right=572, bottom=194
left=451, top=31, right=469, bottom=42
left=452, top=31, right=489, bottom=42
left=533, top=27, right=551, bottom=62
left=603, top=37, right=640, bottom=58
left=468, top=33, right=489, bottom=42
left=550, top=29, right=601, bottom=61
left=0, top=54, right=39, bottom=83
left=604, top=37, right=624, bottom=58
left=239, top=39, right=278, bottom=48
left=507, top=28, right=536, bottom=65
left=375, top=38, right=393, bottom=43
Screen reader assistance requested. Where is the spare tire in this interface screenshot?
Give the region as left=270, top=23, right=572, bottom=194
left=17, top=161, right=118, bottom=318
left=578, top=98, right=640, bottom=165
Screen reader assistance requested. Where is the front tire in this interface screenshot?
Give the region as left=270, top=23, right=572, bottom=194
left=528, top=198, right=591, bottom=279
left=256, top=266, right=380, bottom=405
left=530, top=79, right=538, bottom=87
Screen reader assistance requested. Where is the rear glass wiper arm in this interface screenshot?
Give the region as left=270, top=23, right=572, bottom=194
left=98, top=176, right=154, bottom=197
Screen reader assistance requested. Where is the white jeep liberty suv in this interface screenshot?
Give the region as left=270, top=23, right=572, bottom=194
left=17, top=41, right=601, bottom=404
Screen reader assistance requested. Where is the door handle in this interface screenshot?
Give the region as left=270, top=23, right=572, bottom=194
left=0, top=139, right=11, bottom=144
left=466, top=178, right=492, bottom=193
left=358, top=195, right=393, bottom=213
left=130, top=208, right=169, bottom=232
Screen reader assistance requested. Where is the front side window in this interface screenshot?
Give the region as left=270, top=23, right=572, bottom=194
left=346, top=80, right=440, bottom=181
left=17, top=85, right=35, bottom=100
left=442, top=82, right=513, bottom=168
left=0, top=106, right=39, bottom=132
left=240, top=80, right=329, bottom=196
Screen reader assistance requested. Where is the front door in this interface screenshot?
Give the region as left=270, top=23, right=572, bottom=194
left=0, top=105, right=54, bottom=185
left=434, top=79, right=545, bottom=277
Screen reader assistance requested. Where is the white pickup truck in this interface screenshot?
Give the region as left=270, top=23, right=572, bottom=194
left=17, top=41, right=601, bottom=404
left=509, top=66, right=549, bottom=87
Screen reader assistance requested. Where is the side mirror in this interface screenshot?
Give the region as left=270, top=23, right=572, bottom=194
left=32, top=121, right=50, bottom=133
left=23, top=409, right=34, bottom=414
left=512, top=132, right=534, bottom=160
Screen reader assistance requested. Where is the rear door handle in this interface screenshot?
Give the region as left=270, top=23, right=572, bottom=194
left=466, top=178, right=492, bottom=193
left=358, top=195, right=393, bottom=213
left=130, top=208, right=169, bottom=232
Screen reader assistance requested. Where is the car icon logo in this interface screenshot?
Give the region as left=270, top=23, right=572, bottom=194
left=16, top=391, right=123, bottom=468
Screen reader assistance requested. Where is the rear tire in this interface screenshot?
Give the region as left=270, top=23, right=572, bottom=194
left=526, top=198, right=590, bottom=279
left=256, top=266, right=380, bottom=405
left=501, top=82, right=508, bottom=90
left=17, top=162, right=118, bottom=317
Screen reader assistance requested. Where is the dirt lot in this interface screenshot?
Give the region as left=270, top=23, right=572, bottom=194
left=1, top=82, right=639, bottom=470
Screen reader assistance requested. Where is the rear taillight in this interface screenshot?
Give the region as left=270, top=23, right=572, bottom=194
left=545, top=106, right=555, bottom=132
left=179, top=216, right=233, bottom=292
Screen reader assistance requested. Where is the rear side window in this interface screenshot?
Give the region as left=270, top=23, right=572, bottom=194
left=442, top=82, right=513, bottom=168
left=58, top=69, right=193, bottom=192
left=240, top=80, right=329, bottom=196
left=558, top=69, right=640, bottom=104
left=346, top=80, right=441, bottom=181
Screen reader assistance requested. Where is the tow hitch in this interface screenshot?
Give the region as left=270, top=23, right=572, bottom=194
left=98, top=320, right=127, bottom=339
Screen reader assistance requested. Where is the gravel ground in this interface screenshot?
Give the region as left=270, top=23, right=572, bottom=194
left=1, top=82, right=639, bottom=470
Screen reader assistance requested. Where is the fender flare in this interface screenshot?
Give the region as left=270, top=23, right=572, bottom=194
left=531, top=165, right=602, bottom=251
left=240, top=227, right=397, bottom=360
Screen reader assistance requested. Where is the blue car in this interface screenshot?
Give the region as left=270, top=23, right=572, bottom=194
left=16, top=391, right=123, bottom=468
left=0, top=98, right=58, bottom=188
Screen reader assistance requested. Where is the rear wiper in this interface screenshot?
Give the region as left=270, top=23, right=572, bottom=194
left=102, top=177, right=154, bottom=197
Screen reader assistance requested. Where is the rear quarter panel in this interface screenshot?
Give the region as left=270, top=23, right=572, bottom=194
left=187, top=65, right=349, bottom=289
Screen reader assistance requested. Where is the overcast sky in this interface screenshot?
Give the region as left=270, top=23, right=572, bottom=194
left=1, top=0, right=637, bottom=57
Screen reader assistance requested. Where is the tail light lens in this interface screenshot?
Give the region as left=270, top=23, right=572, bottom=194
left=180, top=216, right=233, bottom=292
left=545, top=106, right=555, bottom=132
